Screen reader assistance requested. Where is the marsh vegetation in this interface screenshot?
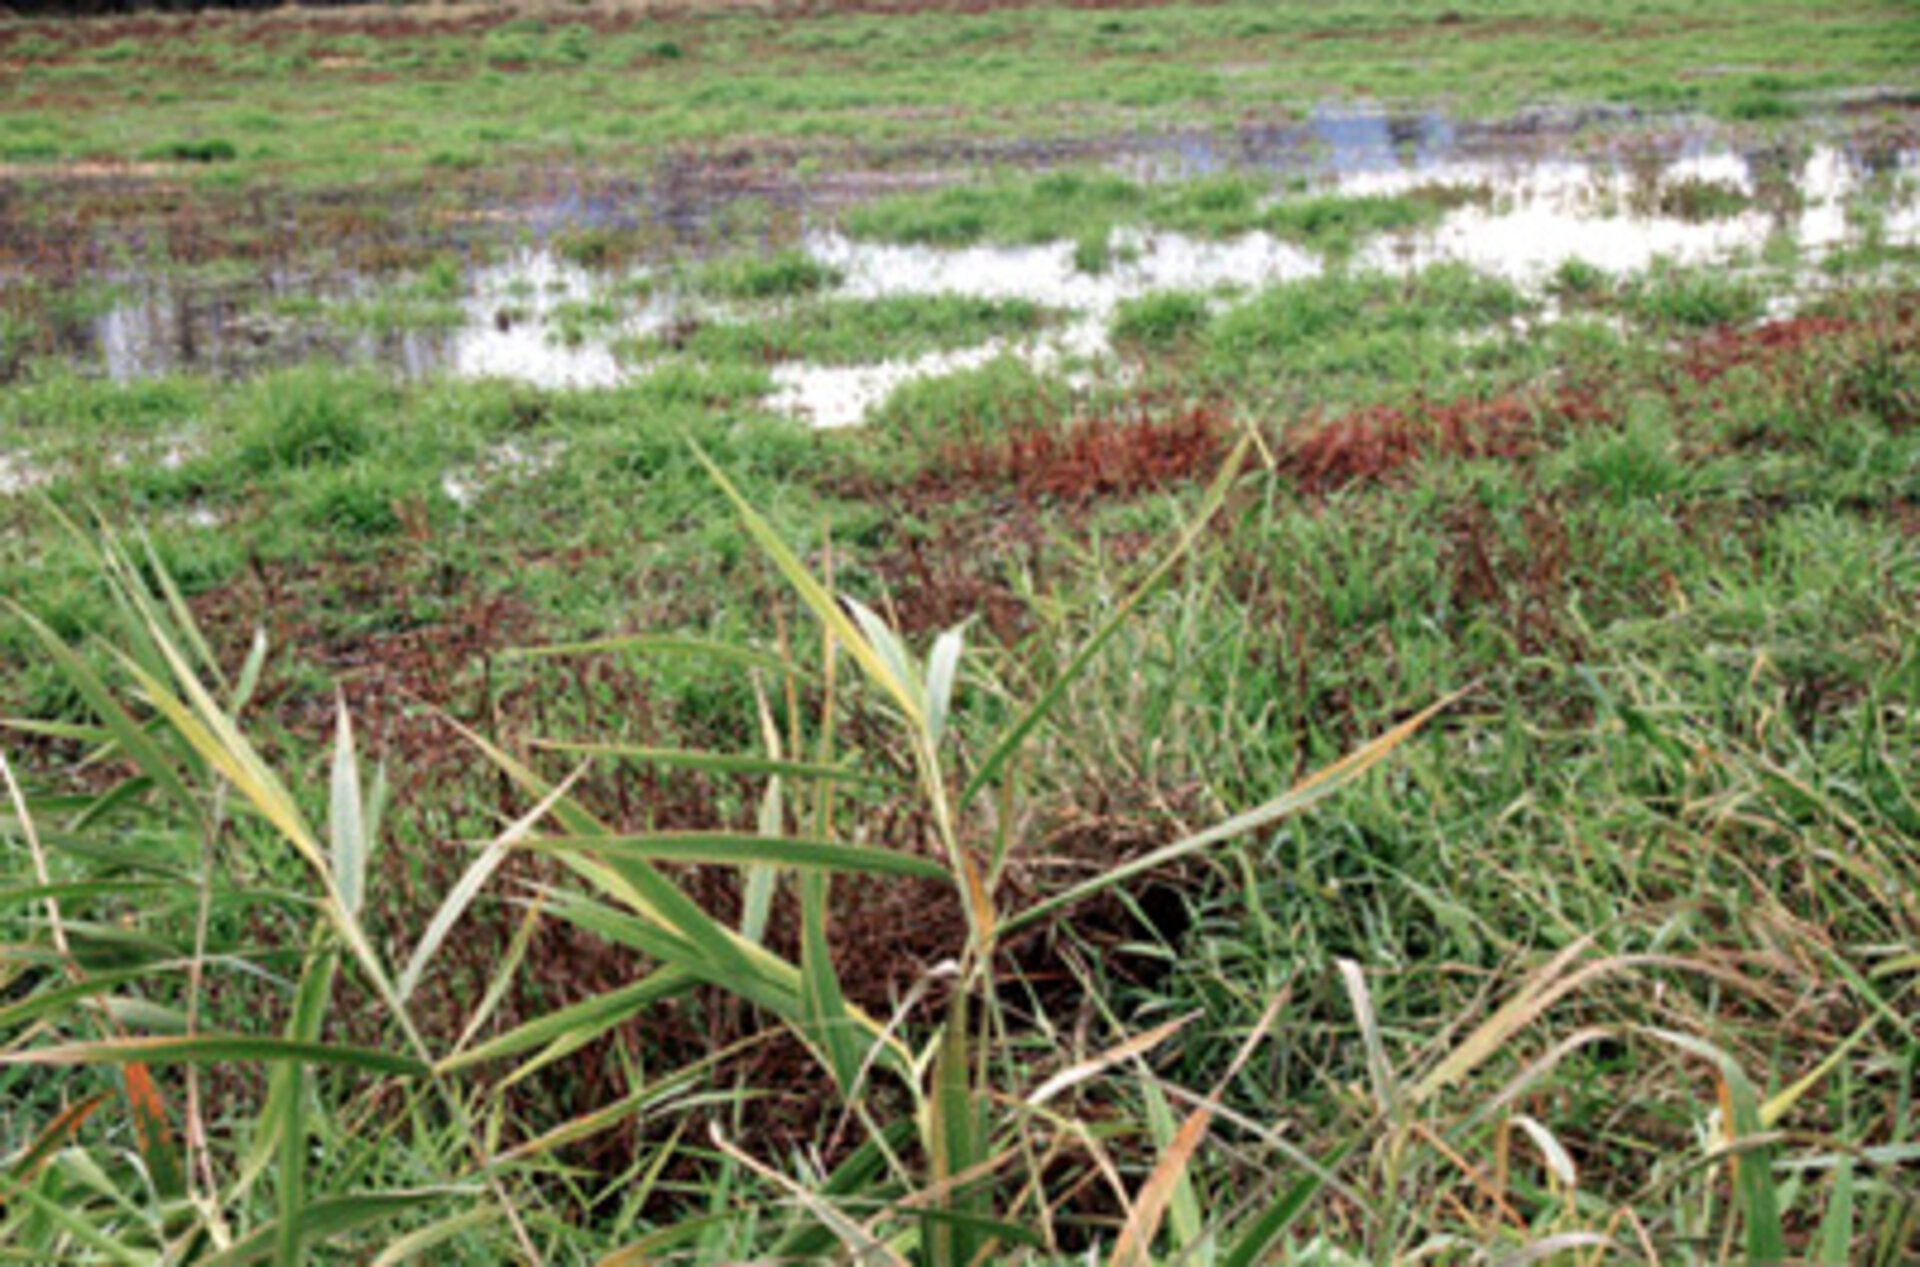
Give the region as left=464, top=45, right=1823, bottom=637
left=2, top=2, right=1919, bottom=1263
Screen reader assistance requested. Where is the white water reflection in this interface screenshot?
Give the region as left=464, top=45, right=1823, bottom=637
left=448, top=251, right=657, bottom=389
left=1363, top=199, right=1776, bottom=279
left=811, top=229, right=1322, bottom=310
left=773, top=228, right=1316, bottom=425
left=769, top=346, right=1008, bottom=430
left=1347, top=144, right=1903, bottom=279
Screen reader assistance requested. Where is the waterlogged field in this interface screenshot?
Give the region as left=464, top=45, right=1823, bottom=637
left=2, top=2, right=1919, bottom=1264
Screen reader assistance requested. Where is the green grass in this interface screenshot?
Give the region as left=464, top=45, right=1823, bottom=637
left=1647, top=175, right=1756, bottom=221
left=1623, top=258, right=1765, bottom=328
left=1144, top=174, right=1275, bottom=236
left=690, top=249, right=843, bottom=299
left=1111, top=290, right=1213, bottom=352
left=7, top=273, right=1916, bottom=1259
left=3, top=262, right=1917, bottom=1262
left=5, top=0, right=1914, bottom=188
left=867, top=352, right=1076, bottom=451
left=843, top=170, right=1145, bottom=247
left=638, top=294, right=1052, bottom=366
left=0, top=0, right=1907, bottom=331
left=1262, top=187, right=1479, bottom=254
left=1200, top=264, right=1534, bottom=403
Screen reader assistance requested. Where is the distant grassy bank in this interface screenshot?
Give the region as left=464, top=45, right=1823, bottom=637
left=3, top=0, right=1917, bottom=189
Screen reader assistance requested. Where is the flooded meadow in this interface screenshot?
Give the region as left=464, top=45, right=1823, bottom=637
left=4, top=4, right=1919, bottom=1263
left=8, top=104, right=1916, bottom=422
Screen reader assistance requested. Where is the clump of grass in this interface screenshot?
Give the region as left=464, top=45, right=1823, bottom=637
left=299, top=463, right=449, bottom=538
left=1549, top=257, right=1612, bottom=302
left=1624, top=260, right=1762, bottom=329
left=1145, top=174, right=1268, bottom=236
left=631, top=359, right=775, bottom=408
left=408, top=253, right=467, bottom=302
left=671, top=295, right=1048, bottom=365
left=545, top=296, right=624, bottom=347
left=1072, top=225, right=1116, bottom=275
left=1836, top=332, right=1919, bottom=430
left=0, top=138, right=61, bottom=163
left=1204, top=264, right=1530, bottom=391
left=844, top=169, right=1143, bottom=247
left=232, top=369, right=390, bottom=473
left=426, top=148, right=483, bottom=172
left=1723, top=88, right=1801, bottom=121
left=1650, top=176, right=1754, bottom=222
left=1263, top=189, right=1460, bottom=255
left=1549, top=395, right=1686, bottom=503
left=870, top=353, right=1073, bottom=451
left=552, top=226, right=647, bottom=269
left=692, top=249, right=842, bottom=299
left=326, top=293, right=465, bottom=335
left=1111, top=290, right=1211, bottom=352
left=844, top=174, right=1478, bottom=258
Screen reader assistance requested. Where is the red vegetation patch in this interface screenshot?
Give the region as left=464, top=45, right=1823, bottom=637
left=1279, top=300, right=1920, bottom=495
left=1282, top=387, right=1611, bottom=494
left=1675, top=303, right=1920, bottom=431
left=1679, top=314, right=1860, bottom=384
left=1443, top=493, right=1580, bottom=657
left=926, top=404, right=1232, bottom=506
left=882, top=518, right=1039, bottom=639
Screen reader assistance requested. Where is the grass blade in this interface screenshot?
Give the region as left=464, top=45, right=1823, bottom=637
left=123, top=1060, right=183, bottom=1198
left=398, top=768, right=583, bottom=1005
left=528, top=740, right=901, bottom=788
left=328, top=696, right=365, bottom=920
left=799, top=870, right=859, bottom=1094
left=925, top=992, right=981, bottom=1267
left=3, top=1091, right=109, bottom=1191
left=3, top=601, right=199, bottom=821
left=509, top=632, right=814, bottom=682
left=437, top=970, right=695, bottom=1076
left=525, top=832, right=948, bottom=880
left=1338, top=959, right=1398, bottom=1118
left=1817, top=1158, right=1854, bottom=1266
left=1003, top=688, right=1461, bottom=939
left=689, top=440, right=924, bottom=726
left=1026, top=1013, right=1195, bottom=1109
left=925, top=624, right=964, bottom=752
left=960, top=435, right=1249, bottom=811
left=369, top=1207, right=502, bottom=1267
left=3, top=1035, right=428, bottom=1077
left=198, top=1190, right=464, bottom=1267
left=1646, top=1028, right=1786, bottom=1264
left=1220, top=1132, right=1359, bottom=1267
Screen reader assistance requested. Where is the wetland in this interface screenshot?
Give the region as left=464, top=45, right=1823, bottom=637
left=2, top=3, right=1918, bottom=1264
